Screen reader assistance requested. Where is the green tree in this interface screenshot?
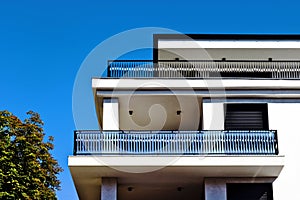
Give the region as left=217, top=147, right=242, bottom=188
left=0, top=110, right=63, bottom=200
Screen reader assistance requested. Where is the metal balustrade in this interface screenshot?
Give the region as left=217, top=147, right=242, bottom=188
left=107, top=60, right=300, bottom=79
left=73, top=130, right=278, bottom=155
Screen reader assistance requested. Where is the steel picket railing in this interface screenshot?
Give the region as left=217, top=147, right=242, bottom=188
left=73, top=130, right=278, bottom=155
left=107, top=60, right=300, bottom=79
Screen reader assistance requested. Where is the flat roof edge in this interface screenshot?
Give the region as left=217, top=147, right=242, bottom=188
left=153, top=34, right=300, bottom=40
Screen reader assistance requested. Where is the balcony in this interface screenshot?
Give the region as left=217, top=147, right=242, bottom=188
left=107, top=60, right=300, bottom=79
left=73, top=130, right=278, bottom=155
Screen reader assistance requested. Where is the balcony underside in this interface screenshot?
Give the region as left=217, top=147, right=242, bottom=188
left=68, top=155, right=284, bottom=200
left=93, top=78, right=300, bottom=91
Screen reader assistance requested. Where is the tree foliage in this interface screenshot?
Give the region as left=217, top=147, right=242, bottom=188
left=0, top=110, right=63, bottom=200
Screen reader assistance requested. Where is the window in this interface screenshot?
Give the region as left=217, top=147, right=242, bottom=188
left=219, top=71, right=272, bottom=78
left=224, top=103, right=269, bottom=130
left=227, top=183, right=273, bottom=200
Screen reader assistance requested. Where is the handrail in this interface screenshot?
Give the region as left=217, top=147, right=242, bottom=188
left=107, top=60, right=300, bottom=79
left=73, top=130, right=278, bottom=155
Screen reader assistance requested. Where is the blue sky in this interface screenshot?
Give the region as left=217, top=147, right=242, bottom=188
left=1, top=0, right=300, bottom=199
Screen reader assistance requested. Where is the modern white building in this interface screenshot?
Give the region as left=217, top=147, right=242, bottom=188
left=68, top=34, right=300, bottom=200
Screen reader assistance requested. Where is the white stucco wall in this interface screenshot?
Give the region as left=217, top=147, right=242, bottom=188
left=202, top=103, right=224, bottom=130
left=157, top=40, right=300, bottom=61
left=158, top=48, right=300, bottom=61
left=103, top=98, right=119, bottom=130
left=268, top=103, right=300, bottom=200
left=202, top=102, right=300, bottom=199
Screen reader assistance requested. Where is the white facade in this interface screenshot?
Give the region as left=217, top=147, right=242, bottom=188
left=69, top=34, right=300, bottom=200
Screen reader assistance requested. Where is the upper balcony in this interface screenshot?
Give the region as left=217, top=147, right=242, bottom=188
left=107, top=60, right=300, bottom=79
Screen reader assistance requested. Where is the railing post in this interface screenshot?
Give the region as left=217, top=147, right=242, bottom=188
left=73, top=131, right=77, bottom=155
left=107, top=60, right=111, bottom=77
left=274, top=130, right=279, bottom=155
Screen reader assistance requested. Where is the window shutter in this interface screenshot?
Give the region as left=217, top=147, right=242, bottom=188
left=225, top=104, right=268, bottom=130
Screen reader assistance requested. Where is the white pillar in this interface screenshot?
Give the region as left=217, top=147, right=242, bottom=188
left=103, top=98, right=119, bottom=130
left=205, top=178, right=226, bottom=200
left=101, top=178, right=117, bottom=200
left=202, top=103, right=224, bottom=130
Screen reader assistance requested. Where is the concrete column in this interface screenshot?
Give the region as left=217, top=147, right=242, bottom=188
left=103, top=98, right=119, bottom=130
left=101, top=178, right=117, bottom=200
left=202, top=103, right=224, bottom=130
left=204, top=178, right=226, bottom=200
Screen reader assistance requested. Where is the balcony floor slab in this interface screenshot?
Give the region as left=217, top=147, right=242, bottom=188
left=68, top=155, right=284, bottom=200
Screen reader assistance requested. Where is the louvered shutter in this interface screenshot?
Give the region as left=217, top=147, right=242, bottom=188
left=225, top=104, right=268, bottom=130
